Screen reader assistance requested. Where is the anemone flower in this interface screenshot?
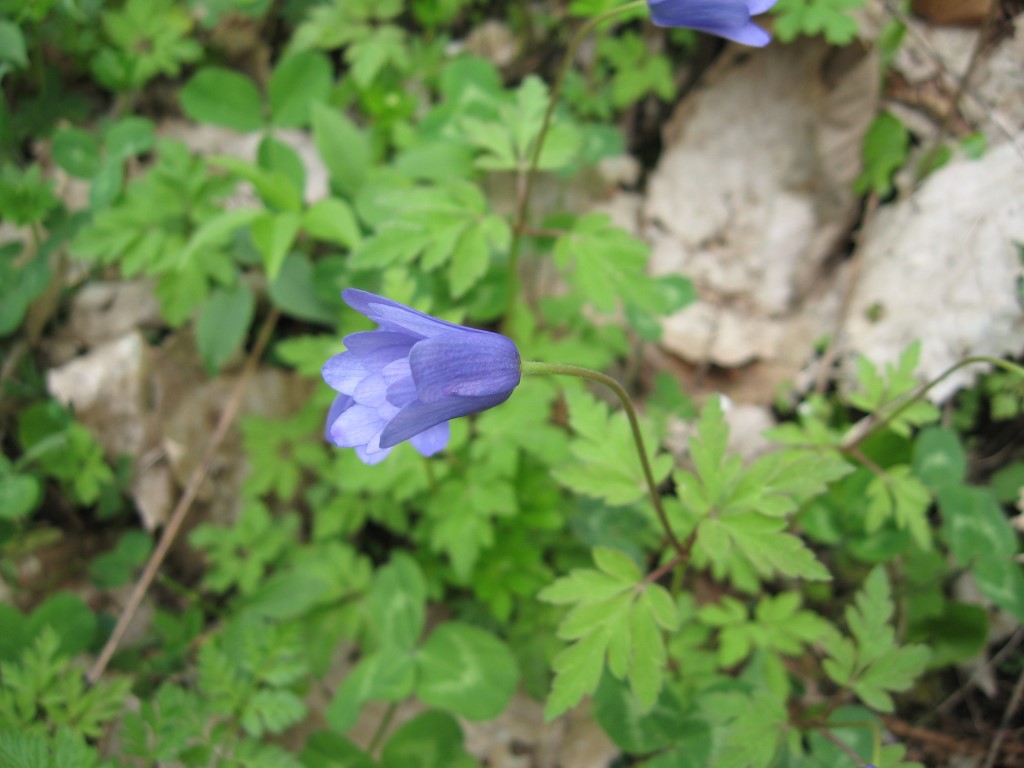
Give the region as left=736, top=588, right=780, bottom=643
left=322, top=290, right=521, bottom=464
left=648, top=0, right=777, bottom=47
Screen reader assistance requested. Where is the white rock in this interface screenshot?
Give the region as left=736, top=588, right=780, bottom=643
left=67, top=280, right=163, bottom=346
left=46, top=332, right=149, bottom=458
left=842, top=142, right=1024, bottom=401
left=647, top=38, right=877, bottom=367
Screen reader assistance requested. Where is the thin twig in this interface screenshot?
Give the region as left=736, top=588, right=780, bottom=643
left=86, top=308, right=280, bottom=685
left=521, top=361, right=686, bottom=559
left=927, top=628, right=1024, bottom=722
left=982, top=665, right=1024, bottom=768
left=881, top=0, right=1023, bottom=159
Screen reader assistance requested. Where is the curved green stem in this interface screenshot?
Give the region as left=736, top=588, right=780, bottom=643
left=522, top=360, right=685, bottom=558
left=841, top=356, right=1024, bottom=451
left=504, top=0, right=648, bottom=331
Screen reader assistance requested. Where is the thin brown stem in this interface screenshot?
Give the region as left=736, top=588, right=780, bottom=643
left=982, top=665, right=1024, bottom=768
left=86, top=308, right=280, bottom=685
left=521, top=361, right=685, bottom=558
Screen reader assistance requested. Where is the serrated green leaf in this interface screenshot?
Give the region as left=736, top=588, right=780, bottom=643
left=641, top=585, right=680, bottom=631
left=696, top=514, right=831, bottom=587
left=538, top=568, right=633, bottom=605
left=629, top=600, right=666, bottom=709
left=772, top=0, right=864, bottom=45
left=593, top=546, right=643, bottom=583
left=823, top=567, right=929, bottom=712
left=545, top=626, right=608, bottom=720
left=865, top=466, right=932, bottom=549
left=701, top=688, right=787, bottom=768
left=560, top=591, right=633, bottom=640
left=552, top=389, right=672, bottom=507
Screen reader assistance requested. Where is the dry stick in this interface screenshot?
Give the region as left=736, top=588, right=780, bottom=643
left=982, top=665, right=1024, bottom=768
left=926, top=627, right=1024, bottom=723
left=929, top=0, right=996, bottom=149
left=86, top=308, right=281, bottom=686
left=881, top=0, right=1023, bottom=159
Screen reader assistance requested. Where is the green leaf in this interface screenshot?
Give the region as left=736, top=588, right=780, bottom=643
left=380, top=711, right=473, bottom=768
left=52, top=128, right=102, bottom=178
left=938, top=485, right=1024, bottom=621
left=552, top=388, right=672, bottom=507
left=346, top=24, right=410, bottom=88
left=864, top=466, right=932, bottom=550
left=301, top=731, right=377, bottom=768
left=415, top=622, right=519, bottom=720
left=0, top=472, right=40, bottom=521
left=258, top=134, right=307, bottom=196
left=88, top=530, right=153, bottom=588
left=268, top=253, right=342, bottom=325
left=181, top=67, right=265, bottom=132
left=105, top=116, right=156, bottom=161
left=251, top=211, right=300, bottom=280
left=854, top=112, right=910, bottom=197
left=196, top=282, right=255, bottom=374
left=553, top=213, right=668, bottom=319
left=26, top=593, right=98, bottom=659
left=822, top=567, right=930, bottom=712
left=593, top=674, right=704, bottom=754
left=210, top=155, right=302, bottom=212
left=366, top=553, right=426, bottom=651
left=311, top=103, right=371, bottom=198
left=544, top=626, right=608, bottom=720
left=269, top=51, right=332, bottom=127
left=304, top=197, right=361, bottom=248
left=0, top=21, right=28, bottom=69
left=241, top=688, right=307, bottom=737
left=88, top=158, right=123, bottom=210
left=908, top=601, right=987, bottom=668
left=697, top=514, right=831, bottom=585
left=701, top=688, right=787, bottom=768
left=180, top=207, right=263, bottom=266
left=540, top=547, right=675, bottom=719
left=326, top=648, right=417, bottom=732
left=912, top=426, right=966, bottom=492
left=772, top=0, right=864, bottom=45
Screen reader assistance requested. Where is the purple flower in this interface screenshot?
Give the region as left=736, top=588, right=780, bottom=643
left=648, top=0, right=777, bottom=47
left=322, top=290, right=521, bottom=464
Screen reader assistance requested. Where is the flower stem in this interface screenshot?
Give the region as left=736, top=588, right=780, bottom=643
left=521, top=360, right=685, bottom=558
left=504, top=0, right=648, bottom=332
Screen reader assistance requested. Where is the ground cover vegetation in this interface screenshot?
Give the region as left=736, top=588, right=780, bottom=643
left=1, top=0, right=1022, bottom=766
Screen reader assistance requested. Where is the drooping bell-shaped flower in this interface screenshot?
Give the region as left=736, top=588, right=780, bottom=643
left=322, top=290, right=521, bottom=464
left=647, top=0, right=777, bottom=47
